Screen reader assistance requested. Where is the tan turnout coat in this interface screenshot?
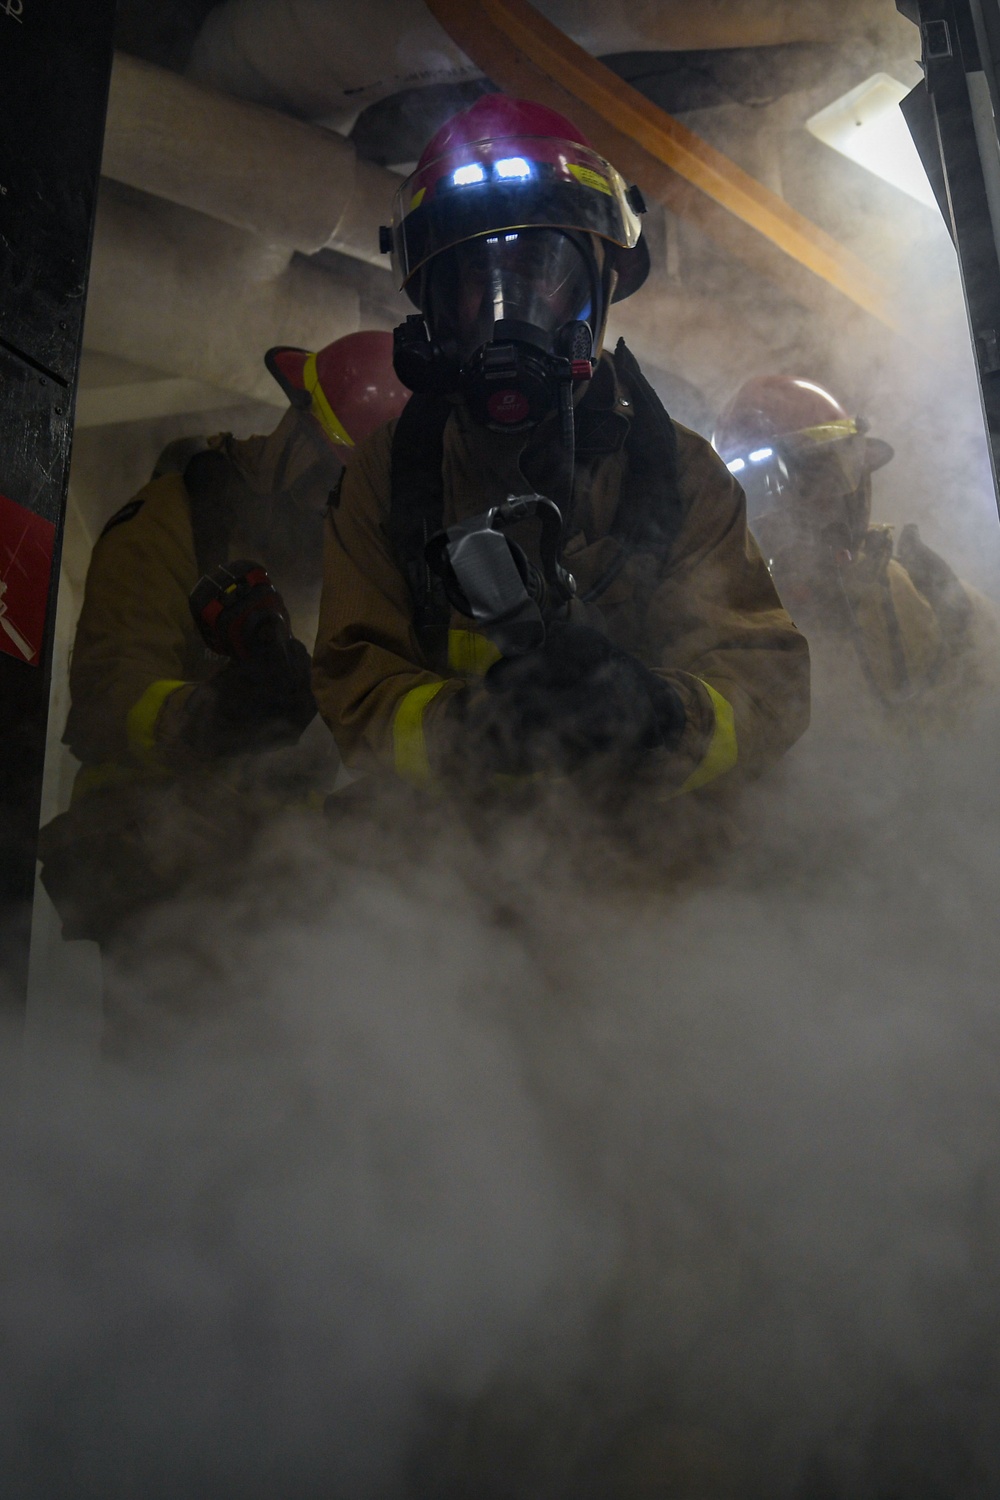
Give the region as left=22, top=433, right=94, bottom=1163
left=40, top=420, right=334, bottom=942
left=786, top=523, right=1000, bottom=743
left=313, top=355, right=810, bottom=797
left=64, top=473, right=213, bottom=780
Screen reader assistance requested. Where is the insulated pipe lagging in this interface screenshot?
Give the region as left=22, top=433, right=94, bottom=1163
left=84, top=185, right=363, bottom=405
left=185, top=0, right=842, bottom=120
left=101, top=52, right=397, bottom=264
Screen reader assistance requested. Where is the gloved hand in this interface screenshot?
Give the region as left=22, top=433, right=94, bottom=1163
left=183, top=637, right=317, bottom=757
left=475, top=623, right=685, bottom=775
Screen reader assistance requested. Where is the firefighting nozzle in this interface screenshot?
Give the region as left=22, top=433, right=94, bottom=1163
left=424, top=494, right=576, bottom=659
left=185, top=561, right=316, bottom=756
left=189, top=559, right=292, bottom=663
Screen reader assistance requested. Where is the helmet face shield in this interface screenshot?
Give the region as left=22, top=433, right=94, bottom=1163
left=724, top=446, right=792, bottom=528
left=390, top=135, right=643, bottom=296
left=425, top=229, right=598, bottom=364
left=782, top=420, right=868, bottom=484
left=725, top=421, right=870, bottom=537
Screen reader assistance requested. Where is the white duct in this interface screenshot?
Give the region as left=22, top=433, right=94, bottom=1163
left=102, top=53, right=399, bottom=265
left=84, top=185, right=362, bottom=406
left=187, top=0, right=842, bottom=123
left=80, top=174, right=725, bottom=430
left=85, top=41, right=802, bottom=417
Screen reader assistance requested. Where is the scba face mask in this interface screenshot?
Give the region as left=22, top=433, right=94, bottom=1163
left=394, top=228, right=603, bottom=432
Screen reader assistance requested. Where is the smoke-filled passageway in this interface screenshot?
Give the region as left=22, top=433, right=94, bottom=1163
left=7, top=0, right=1000, bottom=1495
left=14, top=723, right=1000, bottom=1497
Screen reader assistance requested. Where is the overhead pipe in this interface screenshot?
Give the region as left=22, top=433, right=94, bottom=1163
left=84, top=184, right=362, bottom=406
left=102, top=47, right=892, bottom=336
left=87, top=39, right=853, bottom=413
left=102, top=53, right=396, bottom=265
left=423, top=0, right=897, bottom=329
left=185, top=0, right=844, bottom=122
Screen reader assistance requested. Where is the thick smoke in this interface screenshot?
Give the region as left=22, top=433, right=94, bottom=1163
left=15, top=5, right=1000, bottom=1495
left=8, top=707, right=1000, bottom=1498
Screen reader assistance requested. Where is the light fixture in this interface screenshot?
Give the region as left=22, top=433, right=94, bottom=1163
left=749, top=447, right=774, bottom=463
left=452, top=163, right=486, bottom=186
left=495, top=156, right=532, bottom=180
left=806, top=73, right=936, bottom=209
left=726, top=457, right=746, bottom=474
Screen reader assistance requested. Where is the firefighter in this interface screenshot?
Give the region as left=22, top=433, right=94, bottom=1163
left=38, top=330, right=408, bottom=950
left=713, top=375, right=998, bottom=741
left=313, top=97, right=809, bottom=820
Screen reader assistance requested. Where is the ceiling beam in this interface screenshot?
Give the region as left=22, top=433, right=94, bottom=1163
left=424, top=0, right=897, bottom=329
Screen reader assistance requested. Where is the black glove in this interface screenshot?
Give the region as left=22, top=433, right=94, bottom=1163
left=183, top=637, right=317, bottom=757
left=477, top=623, right=685, bottom=775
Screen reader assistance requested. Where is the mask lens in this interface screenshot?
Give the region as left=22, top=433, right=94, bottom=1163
left=426, top=229, right=595, bottom=362
left=728, top=450, right=788, bottom=527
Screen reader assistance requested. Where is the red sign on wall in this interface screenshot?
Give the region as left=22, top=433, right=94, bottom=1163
left=0, top=492, right=56, bottom=666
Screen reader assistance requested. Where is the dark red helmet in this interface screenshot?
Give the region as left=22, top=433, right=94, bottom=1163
left=385, top=95, right=649, bottom=306
left=713, top=375, right=893, bottom=541
left=265, top=331, right=409, bottom=458
left=714, top=376, right=893, bottom=474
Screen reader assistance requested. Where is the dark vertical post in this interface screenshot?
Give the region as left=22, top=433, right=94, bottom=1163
left=898, top=0, right=1000, bottom=517
left=0, top=1, right=117, bottom=1008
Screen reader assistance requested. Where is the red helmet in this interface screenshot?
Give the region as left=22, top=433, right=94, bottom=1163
left=385, top=95, right=650, bottom=306
left=265, top=331, right=409, bottom=458
left=713, top=375, right=893, bottom=540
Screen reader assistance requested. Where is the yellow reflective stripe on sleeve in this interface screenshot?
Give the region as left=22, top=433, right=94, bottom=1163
left=304, top=351, right=355, bottom=451
left=447, top=629, right=501, bottom=677
left=392, top=681, right=446, bottom=786
left=679, top=682, right=738, bottom=793
left=125, top=679, right=188, bottom=757
left=71, top=761, right=144, bottom=803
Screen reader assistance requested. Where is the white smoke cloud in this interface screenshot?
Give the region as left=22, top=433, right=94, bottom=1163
left=8, top=710, right=1000, bottom=1498
left=19, top=6, right=1000, bottom=1494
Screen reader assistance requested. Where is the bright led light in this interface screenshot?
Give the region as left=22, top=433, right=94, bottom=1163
left=504, top=232, right=518, bottom=242
left=749, top=447, right=773, bottom=463
left=726, top=457, right=746, bottom=474
left=452, top=163, right=486, bottom=186
left=806, top=73, right=936, bottom=209
left=495, top=156, right=532, bottom=180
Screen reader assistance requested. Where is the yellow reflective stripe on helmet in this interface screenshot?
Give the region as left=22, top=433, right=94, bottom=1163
left=793, top=418, right=859, bottom=445
left=392, top=680, right=446, bottom=785
left=679, top=682, right=738, bottom=794
left=126, top=679, right=188, bottom=757
left=304, top=351, right=354, bottom=450
left=447, top=629, right=501, bottom=677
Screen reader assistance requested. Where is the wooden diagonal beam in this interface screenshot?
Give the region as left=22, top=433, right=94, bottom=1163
left=423, top=0, right=897, bottom=329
